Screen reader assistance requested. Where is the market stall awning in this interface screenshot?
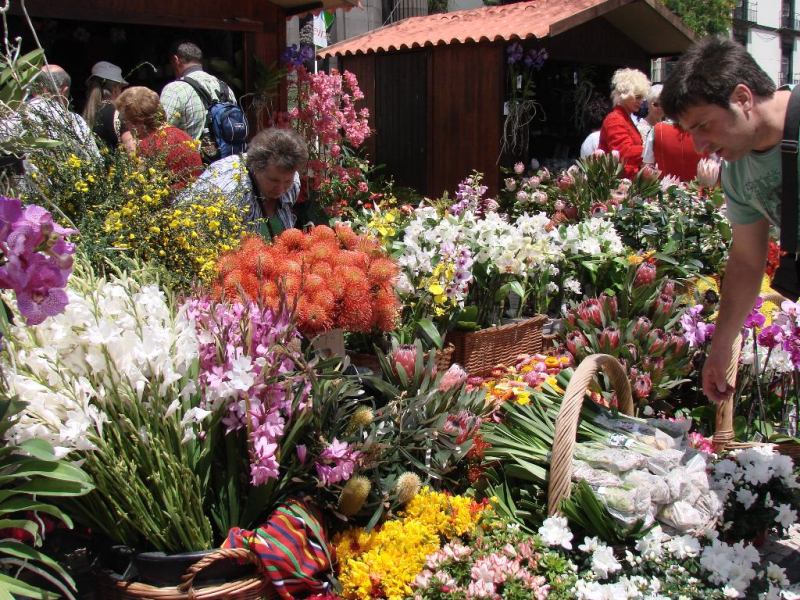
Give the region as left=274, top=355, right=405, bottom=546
left=319, top=0, right=695, bottom=57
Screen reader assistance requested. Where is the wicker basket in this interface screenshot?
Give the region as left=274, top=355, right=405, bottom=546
left=546, top=354, right=634, bottom=515
left=715, top=319, right=800, bottom=460
left=447, top=315, right=547, bottom=377
left=96, top=547, right=277, bottom=600
left=350, top=344, right=455, bottom=374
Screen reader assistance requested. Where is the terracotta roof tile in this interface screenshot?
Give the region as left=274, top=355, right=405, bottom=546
left=319, top=0, right=614, bottom=57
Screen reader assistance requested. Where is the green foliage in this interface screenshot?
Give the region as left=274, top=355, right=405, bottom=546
left=0, top=397, right=94, bottom=600
left=665, top=0, right=736, bottom=37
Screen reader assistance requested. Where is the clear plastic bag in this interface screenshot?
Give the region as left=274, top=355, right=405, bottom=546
left=623, top=469, right=671, bottom=505
left=572, top=459, right=622, bottom=487
left=573, top=443, right=646, bottom=474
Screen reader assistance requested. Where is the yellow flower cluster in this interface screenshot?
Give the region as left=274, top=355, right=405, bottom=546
left=418, top=261, right=458, bottom=317
left=103, top=168, right=245, bottom=285
left=334, top=488, right=487, bottom=600
left=366, top=208, right=401, bottom=244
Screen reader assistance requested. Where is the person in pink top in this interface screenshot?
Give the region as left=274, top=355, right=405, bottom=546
left=599, top=68, right=651, bottom=178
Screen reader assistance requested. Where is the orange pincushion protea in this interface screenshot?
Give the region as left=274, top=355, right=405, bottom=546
left=334, top=223, right=360, bottom=250
left=214, top=226, right=401, bottom=335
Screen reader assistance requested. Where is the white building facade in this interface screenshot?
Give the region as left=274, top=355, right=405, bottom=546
left=733, top=0, right=800, bottom=84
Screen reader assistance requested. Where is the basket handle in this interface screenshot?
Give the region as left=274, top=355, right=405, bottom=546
left=712, top=334, right=742, bottom=452
left=177, top=547, right=260, bottom=593
left=547, top=353, right=633, bottom=516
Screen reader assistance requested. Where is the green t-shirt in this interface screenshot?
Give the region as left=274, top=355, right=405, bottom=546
left=722, top=85, right=798, bottom=243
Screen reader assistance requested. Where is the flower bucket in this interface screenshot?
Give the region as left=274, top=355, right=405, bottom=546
left=310, top=328, right=346, bottom=358
left=446, top=315, right=547, bottom=377
left=350, top=344, right=455, bottom=374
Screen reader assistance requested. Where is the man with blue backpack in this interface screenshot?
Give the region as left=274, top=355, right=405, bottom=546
left=160, top=41, right=248, bottom=163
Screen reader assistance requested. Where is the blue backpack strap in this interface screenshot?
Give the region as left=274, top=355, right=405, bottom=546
left=180, top=75, right=215, bottom=109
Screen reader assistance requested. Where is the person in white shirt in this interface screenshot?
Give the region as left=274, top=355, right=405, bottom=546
left=580, top=94, right=611, bottom=158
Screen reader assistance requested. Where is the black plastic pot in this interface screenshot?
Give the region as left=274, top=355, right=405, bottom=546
left=132, top=549, right=256, bottom=587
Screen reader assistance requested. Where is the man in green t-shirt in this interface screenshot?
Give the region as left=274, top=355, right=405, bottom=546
left=661, top=36, right=793, bottom=404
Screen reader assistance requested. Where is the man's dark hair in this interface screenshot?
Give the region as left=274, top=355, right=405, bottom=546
left=661, top=36, right=776, bottom=120
left=170, top=41, right=203, bottom=63
left=247, top=127, right=308, bottom=173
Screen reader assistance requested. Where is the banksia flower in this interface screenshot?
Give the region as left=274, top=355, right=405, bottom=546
left=338, top=475, right=371, bottom=516
left=346, top=406, right=374, bottom=434
left=394, top=472, right=422, bottom=505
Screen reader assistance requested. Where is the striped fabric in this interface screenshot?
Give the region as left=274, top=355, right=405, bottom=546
left=222, top=500, right=333, bottom=599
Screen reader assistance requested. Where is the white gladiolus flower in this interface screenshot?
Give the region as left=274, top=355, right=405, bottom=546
left=3, top=275, right=200, bottom=454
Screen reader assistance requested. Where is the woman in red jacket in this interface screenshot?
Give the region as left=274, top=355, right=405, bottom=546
left=599, top=68, right=651, bottom=179
left=115, top=86, right=203, bottom=190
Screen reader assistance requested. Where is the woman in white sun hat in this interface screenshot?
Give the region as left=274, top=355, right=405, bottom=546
left=82, top=61, right=128, bottom=149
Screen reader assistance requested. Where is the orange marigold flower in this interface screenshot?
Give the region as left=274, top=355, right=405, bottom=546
left=310, top=287, right=335, bottom=311
left=297, top=298, right=334, bottom=333
left=275, top=228, right=309, bottom=253
left=334, top=223, right=359, bottom=250
left=307, top=242, right=338, bottom=264
left=308, top=224, right=337, bottom=243
left=303, top=273, right=325, bottom=293
left=223, top=269, right=260, bottom=300
left=335, top=250, right=370, bottom=270
left=310, top=262, right=333, bottom=279
left=367, top=258, right=399, bottom=284
left=338, top=300, right=373, bottom=332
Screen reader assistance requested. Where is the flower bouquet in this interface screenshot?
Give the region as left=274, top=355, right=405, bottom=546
left=560, top=259, right=694, bottom=412
left=214, top=225, right=400, bottom=355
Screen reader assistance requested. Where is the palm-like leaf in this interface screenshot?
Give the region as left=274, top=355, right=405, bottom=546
left=0, top=397, right=93, bottom=599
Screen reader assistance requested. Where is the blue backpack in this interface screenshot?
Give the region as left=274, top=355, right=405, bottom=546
left=181, top=76, right=248, bottom=163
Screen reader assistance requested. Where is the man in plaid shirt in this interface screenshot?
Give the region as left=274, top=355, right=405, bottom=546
left=160, top=41, right=236, bottom=141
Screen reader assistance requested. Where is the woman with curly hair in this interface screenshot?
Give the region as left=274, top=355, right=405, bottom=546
left=599, top=68, right=651, bottom=178
left=115, top=86, right=203, bottom=189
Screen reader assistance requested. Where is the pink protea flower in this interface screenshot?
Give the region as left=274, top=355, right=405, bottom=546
left=653, top=292, right=674, bottom=315
left=556, top=173, right=574, bottom=190
left=577, top=298, right=603, bottom=327
left=634, top=262, right=657, bottom=287
left=632, top=316, right=652, bottom=337
left=599, top=326, right=620, bottom=351
left=513, top=161, right=525, bottom=174
left=504, top=177, right=517, bottom=191
left=646, top=329, right=669, bottom=354
left=639, top=164, right=661, bottom=182
left=590, top=202, right=608, bottom=217
left=632, top=372, right=652, bottom=400
left=439, top=363, right=468, bottom=391
left=392, top=344, right=417, bottom=377
left=696, top=157, right=720, bottom=188
left=566, top=330, right=590, bottom=357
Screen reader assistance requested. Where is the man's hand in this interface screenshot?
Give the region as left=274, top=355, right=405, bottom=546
left=702, top=346, right=736, bottom=404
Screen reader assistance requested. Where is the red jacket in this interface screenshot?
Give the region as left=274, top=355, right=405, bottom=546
left=139, top=126, right=204, bottom=190
left=599, top=105, right=643, bottom=179
left=653, top=122, right=703, bottom=181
